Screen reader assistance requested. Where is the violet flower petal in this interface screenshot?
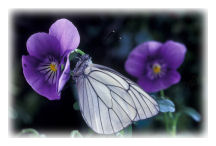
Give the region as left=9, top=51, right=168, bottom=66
left=27, top=32, right=62, bottom=60
left=138, top=70, right=181, bottom=93
left=161, top=70, right=181, bottom=88
left=125, top=59, right=146, bottom=77
left=125, top=41, right=162, bottom=77
left=49, top=18, right=80, bottom=53
left=22, top=56, right=60, bottom=100
left=137, top=76, right=165, bottom=93
left=57, top=51, right=71, bottom=93
left=159, top=40, right=187, bottom=69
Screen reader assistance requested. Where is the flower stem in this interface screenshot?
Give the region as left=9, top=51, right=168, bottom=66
left=160, top=90, right=179, bottom=136
left=160, top=90, right=177, bottom=136
left=75, top=49, right=85, bottom=55
left=160, top=90, right=165, bottom=97
left=160, top=90, right=169, bottom=133
left=171, top=112, right=181, bottom=136
left=171, top=119, right=177, bottom=136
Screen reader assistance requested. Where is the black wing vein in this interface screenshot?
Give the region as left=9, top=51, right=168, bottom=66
left=86, top=77, right=104, bottom=134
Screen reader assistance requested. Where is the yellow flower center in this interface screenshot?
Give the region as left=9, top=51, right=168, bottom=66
left=152, top=64, right=161, bottom=74
left=50, top=63, right=57, bottom=72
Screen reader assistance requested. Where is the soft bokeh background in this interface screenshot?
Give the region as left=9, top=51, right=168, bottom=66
left=10, top=10, right=204, bottom=137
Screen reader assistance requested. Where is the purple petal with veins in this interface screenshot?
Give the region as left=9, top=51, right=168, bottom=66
left=125, top=40, right=186, bottom=93
left=22, top=19, right=80, bottom=100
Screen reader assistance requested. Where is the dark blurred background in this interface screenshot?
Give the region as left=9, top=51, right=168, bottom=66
left=10, top=10, right=205, bottom=136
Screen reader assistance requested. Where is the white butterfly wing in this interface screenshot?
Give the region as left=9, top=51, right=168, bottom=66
left=76, top=63, right=159, bottom=134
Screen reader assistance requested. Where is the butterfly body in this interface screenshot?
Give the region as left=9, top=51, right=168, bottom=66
left=72, top=54, right=159, bottom=134
left=72, top=54, right=92, bottom=81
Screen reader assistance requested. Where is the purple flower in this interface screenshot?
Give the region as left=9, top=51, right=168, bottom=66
left=125, top=40, right=186, bottom=93
left=22, top=19, right=80, bottom=100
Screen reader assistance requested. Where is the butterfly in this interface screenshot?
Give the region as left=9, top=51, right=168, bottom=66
left=71, top=51, right=159, bottom=134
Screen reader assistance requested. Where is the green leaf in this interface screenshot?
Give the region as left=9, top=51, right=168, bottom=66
left=158, top=99, right=175, bottom=113
left=115, top=132, right=124, bottom=137
left=18, top=128, right=44, bottom=137
left=73, top=102, right=80, bottom=110
left=70, top=130, right=83, bottom=137
left=183, top=107, right=201, bottom=122
left=116, top=125, right=132, bottom=137
left=124, top=125, right=132, bottom=136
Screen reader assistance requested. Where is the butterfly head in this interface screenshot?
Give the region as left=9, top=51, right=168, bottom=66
left=71, top=53, right=92, bottom=81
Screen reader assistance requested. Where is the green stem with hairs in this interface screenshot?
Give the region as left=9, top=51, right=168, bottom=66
left=75, top=49, right=85, bottom=55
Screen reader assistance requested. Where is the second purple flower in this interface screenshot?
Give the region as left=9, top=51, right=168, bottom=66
left=125, top=40, right=187, bottom=93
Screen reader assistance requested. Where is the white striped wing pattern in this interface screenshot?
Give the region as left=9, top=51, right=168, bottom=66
left=76, top=64, right=159, bottom=134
